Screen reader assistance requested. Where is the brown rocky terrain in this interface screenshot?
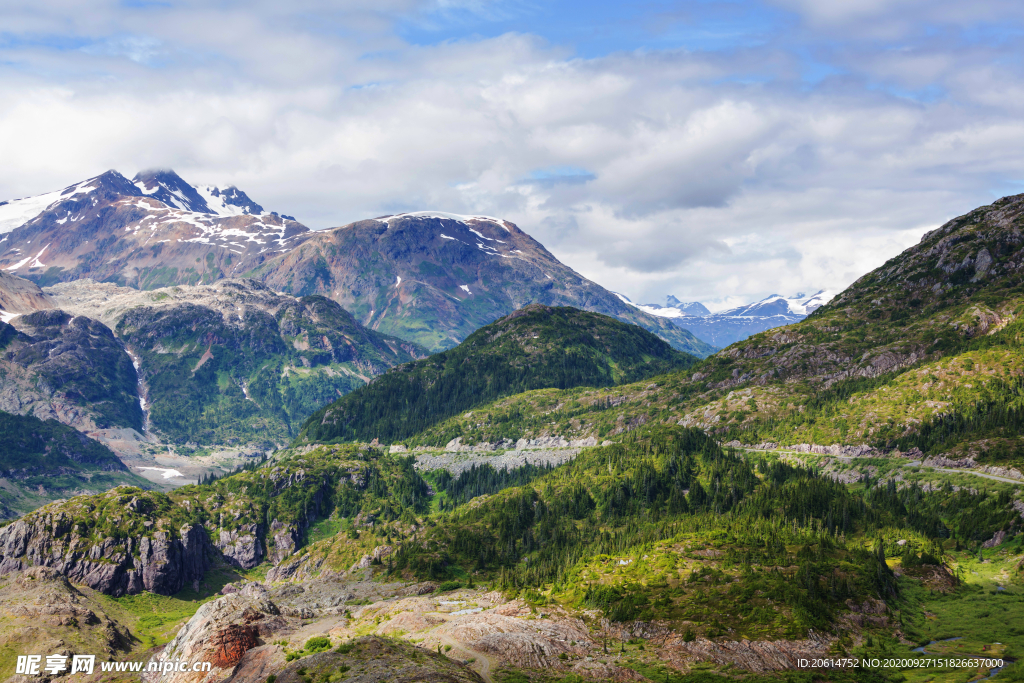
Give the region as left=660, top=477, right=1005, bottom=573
left=0, top=567, right=136, bottom=681
left=0, top=171, right=311, bottom=290
left=0, top=271, right=52, bottom=318
left=133, top=574, right=852, bottom=683
left=247, top=213, right=713, bottom=354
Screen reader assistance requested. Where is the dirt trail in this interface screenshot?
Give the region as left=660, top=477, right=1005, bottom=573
left=435, top=631, right=497, bottom=683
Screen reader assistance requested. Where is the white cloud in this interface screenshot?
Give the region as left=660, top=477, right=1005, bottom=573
left=1, top=0, right=1023, bottom=309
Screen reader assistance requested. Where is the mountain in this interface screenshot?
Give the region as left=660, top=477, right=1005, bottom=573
left=0, top=169, right=311, bottom=290
left=667, top=294, right=712, bottom=316
left=0, top=309, right=143, bottom=433
left=0, top=410, right=151, bottom=519
left=0, top=173, right=714, bottom=356
left=0, top=270, right=51, bottom=321
left=48, top=278, right=425, bottom=449
left=419, top=193, right=1024, bottom=474
left=300, top=304, right=697, bottom=445
left=669, top=290, right=833, bottom=347
left=616, top=293, right=710, bottom=319
left=618, top=290, right=833, bottom=347
left=247, top=212, right=716, bottom=354
left=0, top=184, right=1019, bottom=683
left=132, top=169, right=271, bottom=217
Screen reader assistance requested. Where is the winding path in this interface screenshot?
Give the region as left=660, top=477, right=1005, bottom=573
left=435, top=631, right=497, bottom=683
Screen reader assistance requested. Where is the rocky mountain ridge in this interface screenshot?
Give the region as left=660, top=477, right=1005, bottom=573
left=0, top=169, right=311, bottom=291
left=0, top=172, right=714, bottom=355
left=248, top=212, right=715, bottom=354
left=0, top=270, right=52, bottom=319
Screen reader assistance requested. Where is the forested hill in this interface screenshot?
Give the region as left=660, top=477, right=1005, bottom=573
left=300, top=304, right=697, bottom=444
left=0, top=410, right=151, bottom=518
left=395, top=193, right=1024, bottom=469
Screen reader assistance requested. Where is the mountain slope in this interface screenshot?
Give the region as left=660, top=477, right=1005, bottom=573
left=0, top=310, right=142, bottom=432
left=49, top=278, right=426, bottom=448
left=0, top=271, right=52, bottom=318
left=133, top=168, right=282, bottom=218
left=300, top=304, right=696, bottom=444
left=0, top=411, right=151, bottom=518
left=1, top=174, right=713, bottom=355
left=0, top=170, right=311, bottom=289
left=246, top=212, right=716, bottom=355
left=390, top=193, right=1024, bottom=472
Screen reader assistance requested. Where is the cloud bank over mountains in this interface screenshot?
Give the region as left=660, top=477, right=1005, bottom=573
left=2, top=0, right=1024, bottom=308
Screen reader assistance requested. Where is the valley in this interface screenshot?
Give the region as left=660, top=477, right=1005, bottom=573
left=0, top=181, right=1020, bottom=683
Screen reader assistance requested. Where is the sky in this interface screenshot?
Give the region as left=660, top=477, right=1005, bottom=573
left=3, top=1, right=1024, bottom=311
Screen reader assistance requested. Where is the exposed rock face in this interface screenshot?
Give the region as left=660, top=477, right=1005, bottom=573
left=658, top=632, right=834, bottom=673
left=249, top=213, right=712, bottom=354
left=0, top=271, right=51, bottom=315
left=0, top=309, right=141, bottom=432
left=145, top=585, right=285, bottom=683
left=433, top=608, right=592, bottom=669
left=0, top=170, right=311, bottom=290
left=982, top=530, right=1009, bottom=548
left=210, top=624, right=261, bottom=668
left=215, top=525, right=264, bottom=570
left=724, top=441, right=878, bottom=457
left=0, top=514, right=210, bottom=596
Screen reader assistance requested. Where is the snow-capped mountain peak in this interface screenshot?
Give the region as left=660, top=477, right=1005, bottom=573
left=194, top=185, right=267, bottom=218
left=0, top=175, right=113, bottom=234
left=132, top=169, right=213, bottom=213
left=614, top=292, right=709, bottom=319
left=132, top=169, right=270, bottom=218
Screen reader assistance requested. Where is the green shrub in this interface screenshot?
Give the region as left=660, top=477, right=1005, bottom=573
left=305, top=636, right=332, bottom=653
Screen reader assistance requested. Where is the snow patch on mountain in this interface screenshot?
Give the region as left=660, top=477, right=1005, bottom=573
left=194, top=184, right=266, bottom=217
left=0, top=179, right=102, bottom=234
left=617, top=289, right=835, bottom=348
left=380, top=211, right=512, bottom=230
left=614, top=292, right=690, bottom=319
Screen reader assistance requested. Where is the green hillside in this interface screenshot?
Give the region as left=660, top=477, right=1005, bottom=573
left=396, top=194, right=1024, bottom=473
left=116, top=290, right=425, bottom=447
left=0, top=410, right=151, bottom=518
left=300, top=304, right=697, bottom=444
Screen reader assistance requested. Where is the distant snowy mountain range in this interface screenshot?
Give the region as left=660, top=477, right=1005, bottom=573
left=616, top=290, right=835, bottom=347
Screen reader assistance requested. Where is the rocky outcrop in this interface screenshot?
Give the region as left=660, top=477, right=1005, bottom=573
left=214, top=524, right=264, bottom=570
left=210, top=624, right=261, bottom=668
left=725, top=441, right=879, bottom=457
left=145, top=584, right=285, bottom=683
left=410, top=436, right=607, bottom=475
left=0, top=513, right=211, bottom=596
left=658, top=632, right=834, bottom=673
left=982, top=530, right=1009, bottom=548
left=0, top=309, right=142, bottom=432
left=0, top=271, right=51, bottom=315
